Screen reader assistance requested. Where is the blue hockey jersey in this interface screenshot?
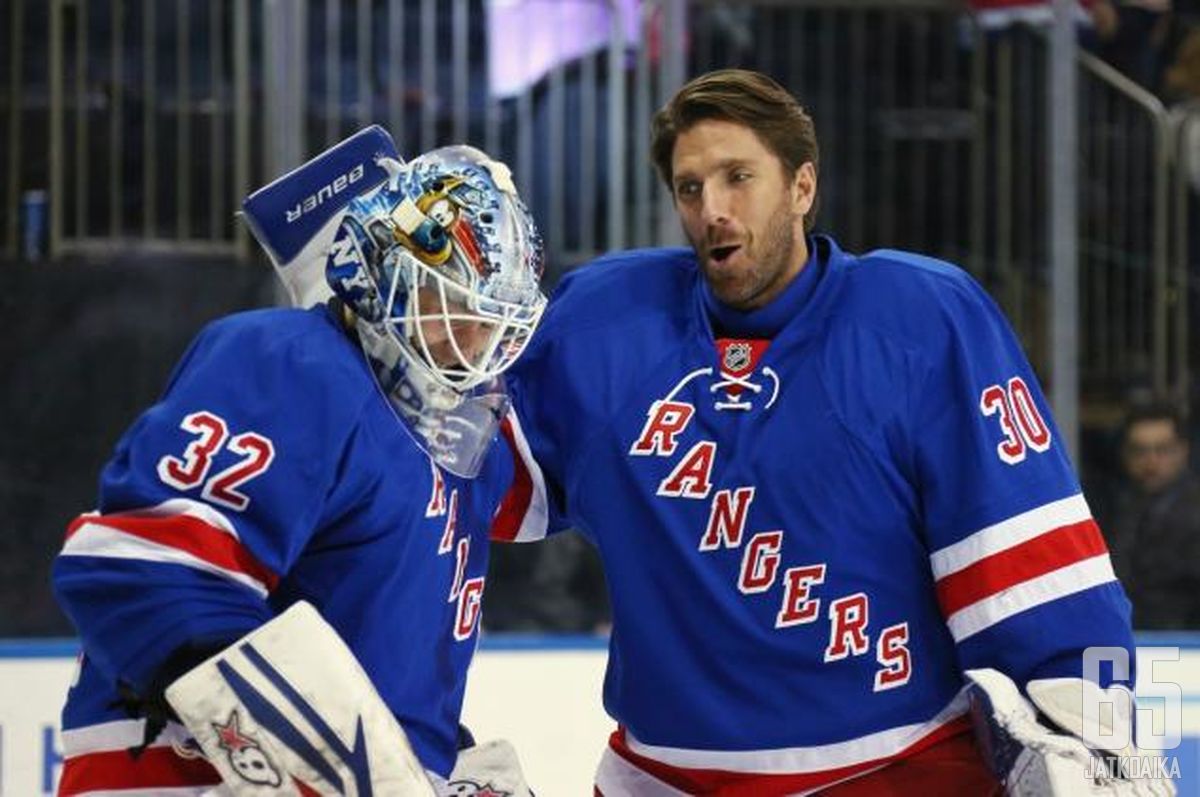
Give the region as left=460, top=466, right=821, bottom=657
left=499, top=235, right=1135, bottom=793
left=53, top=305, right=516, bottom=794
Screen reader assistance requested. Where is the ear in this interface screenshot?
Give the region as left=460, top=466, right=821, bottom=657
left=791, top=162, right=817, bottom=219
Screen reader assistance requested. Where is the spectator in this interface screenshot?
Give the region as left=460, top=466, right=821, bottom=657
left=1088, top=0, right=1173, bottom=91
left=1161, top=14, right=1200, bottom=102
left=1103, top=401, right=1200, bottom=628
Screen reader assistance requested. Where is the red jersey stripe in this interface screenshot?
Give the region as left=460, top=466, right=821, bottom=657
left=58, top=747, right=221, bottom=795
left=608, top=715, right=973, bottom=795
left=935, top=519, right=1108, bottom=618
left=490, top=415, right=534, bottom=542
left=64, top=511, right=279, bottom=592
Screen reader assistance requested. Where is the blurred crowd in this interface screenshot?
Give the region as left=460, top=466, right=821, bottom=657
left=1087, top=0, right=1200, bottom=104
left=1079, top=3, right=1200, bottom=632
left=1089, top=400, right=1200, bottom=629
left=970, top=0, right=1200, bottom=104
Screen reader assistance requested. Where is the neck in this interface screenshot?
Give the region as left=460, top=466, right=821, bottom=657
left=741, top=227, right=808, bottom=311
left=703, top=234, right=822, bottom=338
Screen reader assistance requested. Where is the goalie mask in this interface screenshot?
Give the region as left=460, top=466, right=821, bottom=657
left=326, top=145, right=546, bottom=477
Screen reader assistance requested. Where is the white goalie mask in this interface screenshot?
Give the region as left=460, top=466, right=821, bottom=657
left=326, top=145, right=546, bottom=477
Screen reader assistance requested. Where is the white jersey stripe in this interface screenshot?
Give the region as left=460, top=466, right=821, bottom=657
left=60, top=522, right=269, bottom=597
left=595, top=747, right=694, bottom=797
left=503, top=408, right=550, bottom=542
left=77, top=498, right=241, bottom=538
left=945, top=554, right=1117, bottom=641
left=624, top=691, right=968, bottom=774
left=929, top=493, right=1092, bottom=580
left=62, top=719, right=194, bottom=757
left=594, top=748, right=890, bottom=797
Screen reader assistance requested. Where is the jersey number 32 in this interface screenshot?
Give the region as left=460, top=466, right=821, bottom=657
left=156, top=410, right=276, bottom=511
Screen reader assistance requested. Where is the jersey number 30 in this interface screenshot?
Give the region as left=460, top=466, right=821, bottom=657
left=979, top=377, right=1051, bottom=465
left=156, top=411, right=276, bottom=511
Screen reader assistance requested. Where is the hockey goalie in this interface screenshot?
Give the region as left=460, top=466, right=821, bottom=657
left=52, top=128, right=544, bottom=796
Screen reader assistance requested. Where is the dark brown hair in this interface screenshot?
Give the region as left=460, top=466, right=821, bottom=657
left=651, top=69, right=820, bottom=231
left=1121, top=401, right=1189, bottom=444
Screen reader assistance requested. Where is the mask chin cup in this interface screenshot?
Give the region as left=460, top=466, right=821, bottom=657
left=364, top=323, right=508, bottom=478
left=407, top=389, right=510, bottom=479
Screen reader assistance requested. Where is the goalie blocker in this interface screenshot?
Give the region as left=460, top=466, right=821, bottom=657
left=166, top=602, right=533, bottom=797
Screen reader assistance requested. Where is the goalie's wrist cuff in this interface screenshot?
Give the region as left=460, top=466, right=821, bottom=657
left=112, top=639, right=239, bottom=756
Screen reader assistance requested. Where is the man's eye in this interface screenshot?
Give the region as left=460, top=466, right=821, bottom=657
left=731, top=171, right=751, bottom=183
left=675, top=182, right=699, bottom=198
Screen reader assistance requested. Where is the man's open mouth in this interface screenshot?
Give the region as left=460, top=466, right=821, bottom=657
left=709, top=244, right=741, bottom=263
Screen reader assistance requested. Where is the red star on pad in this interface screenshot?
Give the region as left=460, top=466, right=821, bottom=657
left=212, top=711, right=257, bottom=752
left=476, top=787, right=508, bottom=797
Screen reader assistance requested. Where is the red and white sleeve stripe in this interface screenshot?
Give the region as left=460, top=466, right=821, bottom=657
left=490, top=409, right=550, bottom=543
left=930, top=493, right=1116, bottom=642
left=60, top=498, right=279, bottom=598
left=58, top=718, right=220, bottom=796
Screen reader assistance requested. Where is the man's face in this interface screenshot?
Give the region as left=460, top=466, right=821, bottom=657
left=414, top=289, right=494, bottom=376
left=670, top=119, right=816, bottom=310
left=1122, top=419, right=1189, bottom=495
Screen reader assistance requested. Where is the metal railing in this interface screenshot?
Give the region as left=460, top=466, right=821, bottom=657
left=1169, top=102, right=1199, bottom=411
left=1076, top=50, right=1172, bottom=402
left=4, top=0, right=637, bottom=270
left=42, top=0, right=254, bottom=258
left=671, top=2, right=1188, bottom=409
left=0, top=0, right=1191, bottom=410
left=252, top=0, right=635, bottom=269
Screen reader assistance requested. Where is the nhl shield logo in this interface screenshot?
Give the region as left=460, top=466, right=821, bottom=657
left=723, top=342, right=753, bottom=373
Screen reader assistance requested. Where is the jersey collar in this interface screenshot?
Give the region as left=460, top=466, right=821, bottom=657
left=693, top=234, right=846, bottom=344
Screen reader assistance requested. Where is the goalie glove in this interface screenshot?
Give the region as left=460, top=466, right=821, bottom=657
left=441, top=739, right=534, bottom=797
left=965, top=668, right=1176, bottom=797
left=165, top=601, right=436, bottom=796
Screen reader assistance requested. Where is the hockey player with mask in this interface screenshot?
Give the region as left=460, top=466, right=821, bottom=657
left=498, top=70, right=1177, bottom=796
left=52, top=133, right=547, bottom=796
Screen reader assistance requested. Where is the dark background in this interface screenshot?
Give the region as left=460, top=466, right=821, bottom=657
left=0, top=255, right=275, bottom=634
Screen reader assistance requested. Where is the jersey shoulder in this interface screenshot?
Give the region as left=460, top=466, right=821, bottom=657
left=812, top=244, right=1023, bottom=448
left=540, top=247, right=698, bottom=337
left=833, top=246, right=1007, bottom=352
left=182, top=305, right=375, bottom=401
left=196, top=305, right=363, bottom=370
left=144, top=304, right=379, bottom=474
left=96, top=304, right=383, bottom=530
